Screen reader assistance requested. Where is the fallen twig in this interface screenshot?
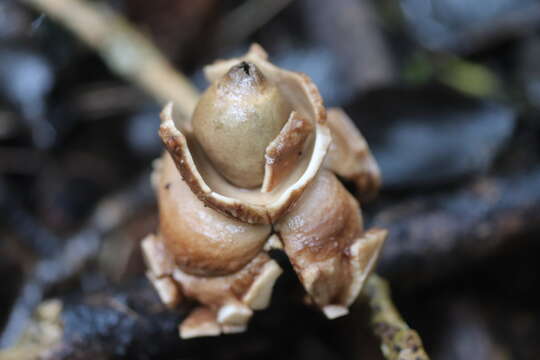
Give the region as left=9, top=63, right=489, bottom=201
left=375, top=167, right=540, bottom=286
left=365, top=274, right=430, bottom=360
left=22, top=0, right=200, bottom=121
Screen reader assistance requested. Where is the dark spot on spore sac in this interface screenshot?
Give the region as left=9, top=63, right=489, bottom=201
left=240, top=61, right=250, bottom=75
left=164, top=183, right=171, bottom=190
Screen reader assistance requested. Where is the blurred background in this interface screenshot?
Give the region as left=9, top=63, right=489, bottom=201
left=1, top=0, right=540, bottom=359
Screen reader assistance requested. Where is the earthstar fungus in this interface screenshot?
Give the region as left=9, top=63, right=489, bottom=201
left=142, top=44, right=388, bottom=338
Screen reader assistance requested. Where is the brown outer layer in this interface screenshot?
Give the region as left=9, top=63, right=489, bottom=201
left=173, top=252, right=271, bottom=306
left=262, top=111, right=313, bottom=192
left=324, top=108, right=381, bottom=201
left=275, top=170, right=385, bottom=308
left=157, top=153, right=271, bottom=276
left=175, top=251, right=282, bottom=338
left=142, top=224, right=283, bottom=338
